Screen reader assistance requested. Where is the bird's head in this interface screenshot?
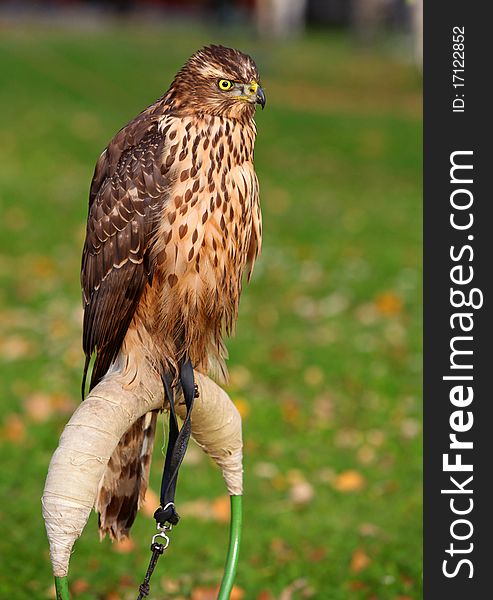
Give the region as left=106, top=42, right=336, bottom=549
left=167, top=45, right=266, bottom=120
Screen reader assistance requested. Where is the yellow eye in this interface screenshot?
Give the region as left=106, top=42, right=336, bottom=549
left=218, top=79, right=233, bottom=91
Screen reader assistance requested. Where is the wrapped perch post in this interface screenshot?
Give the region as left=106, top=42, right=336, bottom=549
left=42, top=356, right=243, bottom=598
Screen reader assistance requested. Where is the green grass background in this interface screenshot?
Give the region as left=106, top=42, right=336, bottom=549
left=0, top=22, right=422, bottom=600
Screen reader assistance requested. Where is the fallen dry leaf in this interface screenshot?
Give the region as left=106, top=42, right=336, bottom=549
left=161, top=577, right=180, bottom=594
left=348, top=580, right=368, bottom=591
left=32, top=255, right=57, bottom=279
left=286, top=469, right=304, bottom=485
left=313, top=393, right=334, bottom=424
left=333, top=470, right=366, bottom=492
left=71, top=578, right=90, bottom=596
left=254, top=462, right=279, bottom=479
left=271, top=538, right=295, bottom=563
left=355, top=302, right=378, bottom=325
left=281, top=399, right=300, bottom=425
left=180, top=498, right=213, bottom=521
left=245, top=438, right=259, bottom=452
left=230, top=585, right=245, bottom=600
left=350, top=548, right=371, bottom=573
left=320, top=291, right=349, bottom=317
left=358, top=522, right=381, bottom=537
left=141, top=487, right=160, bottom=517
left=375, top=291, right=403, bottom=316
left=272, top=473, right=288, bottom=491
left=228, top=365, right=252, bottom=389
left=334, top=428, right=362, bottom=449
left=0, top=335, right=34, bottom=361
left=357, top=445, right=376, bottom=465
left=308, top=546, right=327, bottom=562
left=49, top=317, right=70, bottom=340
left=191, top=586, right=244, bottom=600
left=23, top=393, right=54, bottom=423
left=118, top=574, right=134, bottom=588
left=88, top=557, right=100, bottom=571
left=279, top=578, right=309, bottom=600
left=367, top=429, right=385, bottom=447
left=401, top=418, right=420, bottom=439
left=191, top=586, right=218, bottom=600
left=1, top=413, right=26, bottom=443
left=317, top=467, right=335, bottom=484
left=289, top=480, right=315, bottom=506
left=176, top=495, right=234, bottom=523
left=232, top=396, right=250, bottom=419
left=212, top=495, right=231, bottom=523
left=400, top=574, right=414, bottom=587
left=112, top=536, right=135, bottom=554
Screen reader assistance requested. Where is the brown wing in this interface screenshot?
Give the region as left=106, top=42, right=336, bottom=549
left=81, top=107, right=170, bottom=393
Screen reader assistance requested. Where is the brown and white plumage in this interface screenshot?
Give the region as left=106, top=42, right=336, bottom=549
left=81, top=45, right=264, bottom=539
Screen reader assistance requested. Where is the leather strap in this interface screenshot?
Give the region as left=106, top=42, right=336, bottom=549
left=154, top=358, right=196, bottom=527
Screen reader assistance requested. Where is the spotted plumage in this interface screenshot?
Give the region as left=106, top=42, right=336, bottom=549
left=81, top=45, right=264, bottom=539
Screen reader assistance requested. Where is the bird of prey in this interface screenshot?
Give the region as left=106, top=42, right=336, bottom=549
left=81, top=45, right=265, bottom=540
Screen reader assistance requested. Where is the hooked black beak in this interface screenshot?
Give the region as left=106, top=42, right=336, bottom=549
left=256, top=86, right=266, bottom=110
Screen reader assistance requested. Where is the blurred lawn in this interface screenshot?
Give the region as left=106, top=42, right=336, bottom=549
left=0, top=22, right=422, bottom=600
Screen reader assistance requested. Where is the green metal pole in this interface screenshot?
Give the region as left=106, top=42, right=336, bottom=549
left=55, top=576, right=70, bottom=600
left=217, top=495, right=243, bottom=600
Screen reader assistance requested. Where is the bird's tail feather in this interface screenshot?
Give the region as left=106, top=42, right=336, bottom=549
left=96, top=410, right=158, bottom=540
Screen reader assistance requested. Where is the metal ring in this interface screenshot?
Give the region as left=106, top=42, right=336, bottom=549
left=152, top=531, right=170, bottom=550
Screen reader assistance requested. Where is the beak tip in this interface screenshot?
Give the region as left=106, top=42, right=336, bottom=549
left=256, top=87, right=266, bottom=110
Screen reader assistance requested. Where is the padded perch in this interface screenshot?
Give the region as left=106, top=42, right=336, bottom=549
left=42, top=360, right=243, bottom=578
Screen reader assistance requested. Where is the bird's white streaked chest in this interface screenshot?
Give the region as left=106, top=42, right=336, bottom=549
left=153, top=114, right=261, bottom=289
